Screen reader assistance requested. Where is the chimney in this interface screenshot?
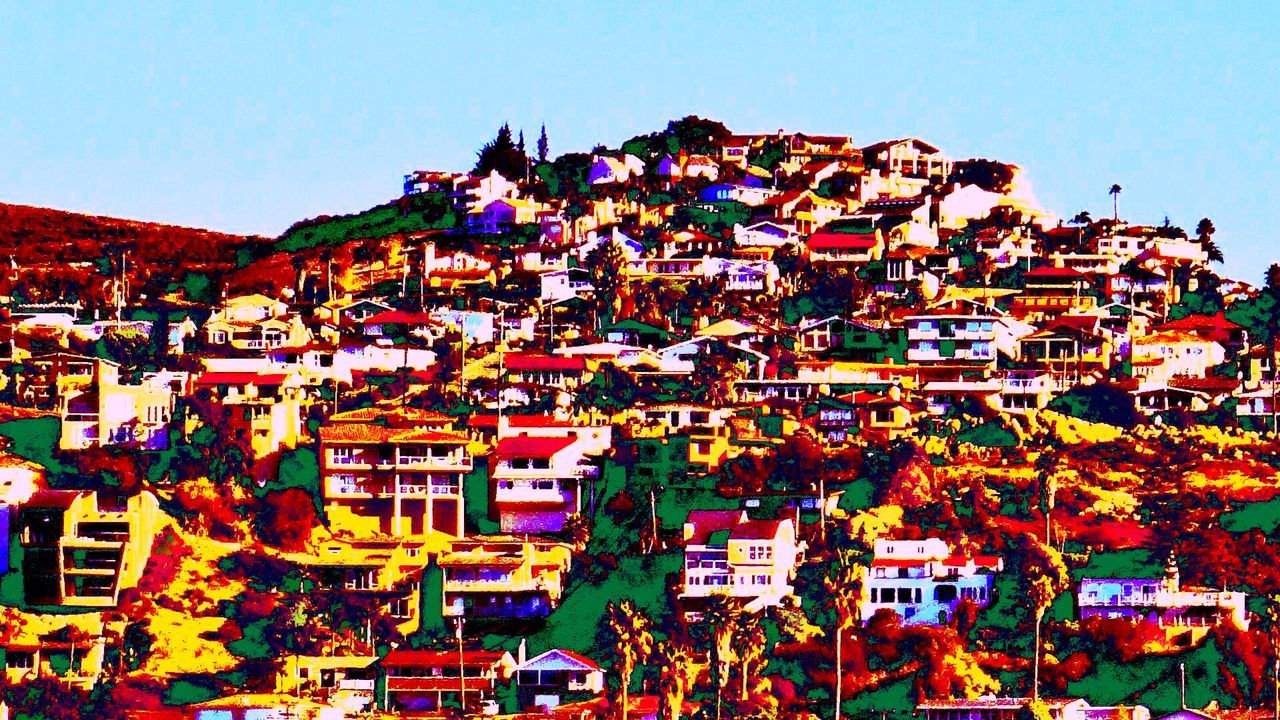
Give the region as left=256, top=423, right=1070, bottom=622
left=518, top=638, right=527, bottom=666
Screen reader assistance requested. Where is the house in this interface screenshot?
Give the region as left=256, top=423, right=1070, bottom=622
left=467, top=197, right=552, bottom=233
left=587, top=154, right=645, bottom=185
left=514, top=648, right=605, bottom=711
left=765, top=191, right=846, bottom=234
left=733, top=221, right=801, bottom=251
left=439, top=537, right=573, bottom=620
left=504, top=353, right=588, bottom=391
left=598, top=319, right=673, bottom=349
left=18, top=489, right=160, bottom=608
left=58, top=359, right=185, bottom=451
left=998, top=370, right=1057, bottom=413
left=403, top=169, right=461, bottom=196
left=1, top=612, right=119, bottom=690
left=290, top=537, right=430, bottom=636
left=805, top=230, right=885, bottom=264
left=679, top=510, right=803, bottom=615
left=190, top=370, right=307, bottom=459
left=491, top=432, right=599, bottom=533
left=1017, top=320, right=1113, bottom=383
left=276, top=654, right=378, bottom=710
left=381, top=648, right=516, bottom=713
left=917, top=698, right=1150, bottom=720
left=318, top=407, right=471, bottom=538
left=449, top=170, right=518, bottom=212
left=205, top=294, right=311, bottom=352
left=185, top=693, right=347, bottom=720
left=1131, top=331, right=1226, bottom=380
left=1079, top=557, right=1248, bottom=642
left=863, top=538, right=1002, bottom=626
left=540, top=267, right=594, bottom=303
left=861, top=138, right=952, bottom=180
left=1153, top=313, right=1248, bottom=354
left=905, top=313, right=1001, bottom=366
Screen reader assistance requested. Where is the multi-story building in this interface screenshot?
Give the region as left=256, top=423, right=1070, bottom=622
left=679, top=510, right=802, bottom=615
left=289, top=537, right=431, bottom=637
left=862, top=538, right=1002, bottom=626
left=380, top=648, right=516, bottom=714
left=1078, top=557, right=1247, bottom=641
left=439, top=537, right=573, bottom=620
left=319, top=408, right=471, bottom=539
left=204, top=294, right=312, bottom=352
left=490, top=422, right=608, bottom=534
left=189, top=370, right=307, bottom=459
left=905, top=313, right=1000, bottom=366
left=18, top=489, right=160, bottom=608
left=57, top=358, right=184, bottom=451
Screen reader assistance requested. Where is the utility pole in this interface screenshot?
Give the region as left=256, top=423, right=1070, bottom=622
left=456, top=617, right=467, bottom=712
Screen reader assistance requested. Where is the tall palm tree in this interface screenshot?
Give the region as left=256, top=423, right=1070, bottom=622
left=1109, top=184, right=1122, bottom=221
left=1196, top=218, right=1224, bottom=263
left=1265, top=594, right=1280, bottom=720
left=701, top=596, right=740, bottom=720
left=657, top=640, right=697, bottom=720
left=823, top=550, right=866, bottom=720
left=1029, top=575, right=1058, bottom=700
left=733, top=612, right=769, bottom=701
left=604, top=599, right=655, bottom=720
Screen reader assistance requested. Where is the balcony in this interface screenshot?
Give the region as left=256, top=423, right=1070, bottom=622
left=338, top=679, right=376, bottom=692
left=398, top=452, right=472, bottom=471
left=494, top=483, right=568, bottom=505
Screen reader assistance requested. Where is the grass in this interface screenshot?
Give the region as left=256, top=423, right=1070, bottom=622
left=0, top=416, right=71, bottom=477
left=274, top=195, right=455, bottom=253
left=1072, top=548, right=1161, bottom=581
left=1220, top=496, right=1280, bottom=533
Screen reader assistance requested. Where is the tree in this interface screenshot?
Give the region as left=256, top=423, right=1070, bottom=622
left=823, top=550, right=865, bottom=720
left=603, top=599, right=654, bottom=720
left=1109, top=184, right=1122, bottom=221
left=563, top=513, right=591, bottom=553
left=1197, top=218, right=1224, bottom=263
left=474, top=123, right=529, bottom=181
left=700, top=596, right=740, bottom=720
left=657, top=640, right=697, bottom=720
left=1029, top=574, right=1058, bottom=700
left=586, top=238, right=630, bottom=324
left=1266, top=264, right=1280, bottom=293
left=1265, top=594, right=1280, bottom=720
left=537, top=124, right=549, bottom=163
left=732, top=612, right=768, bottom=700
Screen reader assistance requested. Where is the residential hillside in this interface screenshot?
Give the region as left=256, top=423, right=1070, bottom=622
left=1, top=116, right=1279, bottom=720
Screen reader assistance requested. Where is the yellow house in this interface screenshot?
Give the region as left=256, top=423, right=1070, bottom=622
left=439, top=536, right=573, bottom=621
left=0, top=608, right=120, bottom=689
left=286, top=537, right=434, bottom=637
left=1131, top=331, right=1226, bottom=380
left=205, top=294, right=312, bottom=352
left=17, top=490, right=160, bottom=608
left=680, top=510, right=803, bottom=614
left=319, top=408, right=471, bottom=540
left=275, top=654, right=378, bottom=711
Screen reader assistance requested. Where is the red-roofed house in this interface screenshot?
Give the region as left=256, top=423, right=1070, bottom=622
left=679, top=510, right=802, bottom=616
left=380, top=648, right=516, bottom=713
left=863, top=538, right=1003, bottom=626
left=491, top=433, right=595, bottom=533
left=805, top=231, right=885, bottom=264
left=503, top=354, right=588, bottom=391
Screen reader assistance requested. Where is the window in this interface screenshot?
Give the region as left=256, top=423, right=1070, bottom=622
left=331, top=447, right=355, bottom=465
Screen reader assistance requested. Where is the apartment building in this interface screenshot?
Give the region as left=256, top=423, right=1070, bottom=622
left=18, top=489, right=160, bottom=608
left=319, top=408, right=471, bottom=539
left=1079, top=557, right=1247, bottom=642
left=57, top=358, right=184, bottom=451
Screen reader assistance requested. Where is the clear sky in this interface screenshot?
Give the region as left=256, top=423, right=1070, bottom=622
left=1, top=2, right=1277, bottom=281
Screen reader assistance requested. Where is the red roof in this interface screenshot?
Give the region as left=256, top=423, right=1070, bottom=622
left=469, top=414, right=575, bottom=429
left=362, top=310, right=436, bottom=326
left=1156, top=312, right=1243, bottom=334
left=806, top=232, right=879, bottom=251
left=382, top=649, right=508, bottom=668
left=387, top=677, right=496, bottom=692
left=1024, top=265, right=1088, bottom=279
left=193, top=372, right=288, bottom=386
left=871, top=558, right=928, bottom=568
left=494, top=435, right=577, bottom=459
left=729, top=518, right=785, bottom=541
left=504, top=354, right=587, bottom=372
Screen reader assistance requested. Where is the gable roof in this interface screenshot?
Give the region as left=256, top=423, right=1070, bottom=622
left=494, top=435, right=578, bottom=459
left=517, top=648, right=602, bottom=673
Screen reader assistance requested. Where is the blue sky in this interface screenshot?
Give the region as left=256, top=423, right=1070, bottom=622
left=1, top=2, right=1277, bottom=281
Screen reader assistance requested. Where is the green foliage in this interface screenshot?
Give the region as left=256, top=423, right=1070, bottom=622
left=275, top=194, right=454, bottom=253
left=0, top=417, right=72, bottom=478
left=1047, top=383, right=1141, bottom=428
left=955, top=419, right=1019, bottom=448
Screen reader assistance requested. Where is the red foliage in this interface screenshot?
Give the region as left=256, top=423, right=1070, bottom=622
left=258, top=488, right=318, bottom=551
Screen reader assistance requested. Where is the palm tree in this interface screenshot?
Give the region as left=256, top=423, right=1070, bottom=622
left=1029, top=575, right=1058, bottom=700
left=1265, top=594, right=1280, bottom=720
left=701, top=596, right=740, bottom=720
left=1109, top=184, right=1122, bottom=221
left=657, top=640, right=697, bottom=720
left=563, top=513, right=592, bottom=553
left=1266, top=264, right=1280, bottom=293
left=823, top=550, right=866, bottom=720
left=733, top=612, right=769, bottom=701
left=1197, top=218, right=1224, bottom=263
left=604, top=599, right=655, bottom=720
